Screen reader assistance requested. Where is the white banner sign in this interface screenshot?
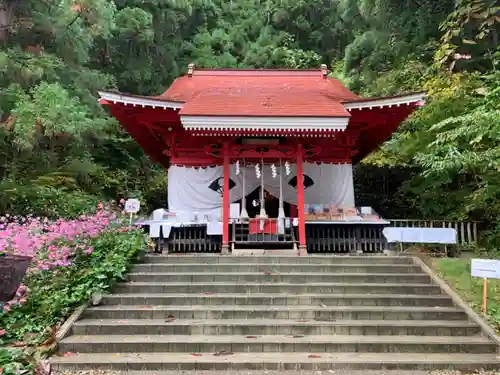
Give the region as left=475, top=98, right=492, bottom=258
left=124, top=199, right=141, bottom=214
left=471, top=259, right=500, bottom=279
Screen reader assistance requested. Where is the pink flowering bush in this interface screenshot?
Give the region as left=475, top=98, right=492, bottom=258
left=0, top=203, right=146, bottom=347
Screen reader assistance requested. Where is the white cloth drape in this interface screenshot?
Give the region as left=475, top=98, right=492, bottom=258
left=167, top=163, right=355, bottom=213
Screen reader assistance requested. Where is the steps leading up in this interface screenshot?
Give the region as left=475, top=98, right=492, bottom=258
left=51, top=254, right=500, bottom=371
left=51, top=352, right=500, bottom=371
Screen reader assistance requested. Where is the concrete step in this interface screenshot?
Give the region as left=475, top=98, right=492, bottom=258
left=58, top=334, right=497, bottom=354
left=71, top=318, right=482, bottom=337
left=144, top=255, right=414, bottom=265
left=87, top=372, right=446, bottom=375
left=132, top=263, right=423, bottom=273
left=113, top=282, right=442, bottom=295
left=125, top=272, right=431, bottom=284
left=82, top=305, right=467, bottom=320
left=50, top=352, right=500, bottom=371
left=232, top=249, right=298, bottom=256
left=100, top=293, right=453, bottom=307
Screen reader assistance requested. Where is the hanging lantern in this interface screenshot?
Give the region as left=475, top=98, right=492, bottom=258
left=271, top=164, right=277, bottom=178
left=285, top=161, right=291, bottom=176
left=235, top=160, right=240, bottom=175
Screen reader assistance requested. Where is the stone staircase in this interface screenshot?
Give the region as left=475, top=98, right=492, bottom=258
left=51, top=254, right=499, bottom=371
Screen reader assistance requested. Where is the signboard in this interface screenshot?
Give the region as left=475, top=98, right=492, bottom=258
left=124, top=199, right=140, bottom=214
left=471, top=258, right=500, bottom=314
left=471, top=259, right=500, bottom=279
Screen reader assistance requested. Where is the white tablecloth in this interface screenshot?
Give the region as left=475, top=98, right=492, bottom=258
left=137, top=219, right=226, bottom=239
left=382, top=227, right=457, bottom=244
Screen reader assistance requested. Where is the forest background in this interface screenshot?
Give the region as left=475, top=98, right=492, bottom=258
left=0, top=0, right=499, bottom=245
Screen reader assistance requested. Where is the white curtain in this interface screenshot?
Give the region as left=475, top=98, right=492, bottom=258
left=167, top=163, right=355, bottom=213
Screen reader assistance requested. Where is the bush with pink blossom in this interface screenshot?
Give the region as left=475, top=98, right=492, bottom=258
left=0, top=203, right=146, bottom=348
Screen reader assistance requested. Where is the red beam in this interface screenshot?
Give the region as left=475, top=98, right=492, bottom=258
left=296, top=144, right=307, bottom=254
left=222, top=143, right=230, bottom=253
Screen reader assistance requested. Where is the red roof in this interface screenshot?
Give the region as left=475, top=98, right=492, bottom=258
left=161, top=68, right=359, bottom=117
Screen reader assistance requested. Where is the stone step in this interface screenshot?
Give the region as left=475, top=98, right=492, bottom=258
left=50, top=352, right=500, bottom=371
left=82, top=305, right=467, bottom=320
left=132, top=263, right=423, bottom=273
left=113, top=282, right=442, bottom=295
left=71, top=318, right=482, bottom=337
left=100, top=293, right=453, bottom=307
left=58, top=334, right=497, bottom=354
left=125, top=272, right=431, bottom=284
left=92, top=371, right=447, bottom=375
left=144, top=255, right=414, bottom=265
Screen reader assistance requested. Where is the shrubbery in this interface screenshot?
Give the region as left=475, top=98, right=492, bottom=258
left=0, top=206, right=147, bottom=374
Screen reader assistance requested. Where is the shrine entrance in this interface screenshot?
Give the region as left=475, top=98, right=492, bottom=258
left=99, top=64, right=425, bottom=255
left=239, top=189, right=292, bottom=219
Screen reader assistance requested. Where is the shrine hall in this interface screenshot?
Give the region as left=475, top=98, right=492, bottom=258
left=98, top=64, right=425, bottom=255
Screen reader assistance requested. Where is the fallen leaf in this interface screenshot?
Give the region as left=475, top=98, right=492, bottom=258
left=214, top=350, right=233, bottom=356
left=39, top=325, right=57, bottom=347
left=117, top=320, right=129, bottom=323
left=308, top=354, right=322, bottom=358
left=296, top=319, right=309, bottom=323
left=11, top=341, right=27, bottom=347
left=136, top=305, right=153, bottom=309
left=0, top=368, right=3, bottom=375
left=165, top=315, right=176, bottom=322
left=245, top=335, right=258, bottom=339
left=63, top=352, right=74, bottom=357
left=38, top=360, right=51, bottom=375
left=292, top=335, right=304, bottom=338
left=204, top=292, right=216, bottom=295
left=191, top=353, right=202, bottom=357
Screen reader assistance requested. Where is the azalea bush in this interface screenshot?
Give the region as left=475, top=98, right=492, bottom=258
left=0, top=204, right=146, bottom=348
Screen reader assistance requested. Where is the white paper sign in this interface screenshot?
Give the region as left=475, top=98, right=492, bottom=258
left=471, top=259, right=500, bottom=279
left=124, top=199, right=141, bottom=214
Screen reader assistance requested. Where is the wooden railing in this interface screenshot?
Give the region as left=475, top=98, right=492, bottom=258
left=388, top=219, right=479, bottom=246
left=155, top=218, right=480, bottom=253
left=163, top=225, right=222, bottom=253
left=303, top=223, right=387, bottom=254
left=231, top=218, right=296, bottom=249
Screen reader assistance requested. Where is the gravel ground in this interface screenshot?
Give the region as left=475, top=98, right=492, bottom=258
left=54, top=370, right=500, bottom=375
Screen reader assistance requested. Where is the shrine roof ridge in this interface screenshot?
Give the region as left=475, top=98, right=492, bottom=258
left=186, top=68, right=326, bottom=77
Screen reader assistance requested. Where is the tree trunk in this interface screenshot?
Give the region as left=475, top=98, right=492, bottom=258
left=0, top=0, right=17, bottom=43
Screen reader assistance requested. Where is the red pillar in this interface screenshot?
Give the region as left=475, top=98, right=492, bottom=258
left=221, top=143, right=230, bottom=254
left=296, top=144, right=307, bottom=255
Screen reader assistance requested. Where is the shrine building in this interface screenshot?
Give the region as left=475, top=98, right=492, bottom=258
left=99, top=64, right=425, bottom=255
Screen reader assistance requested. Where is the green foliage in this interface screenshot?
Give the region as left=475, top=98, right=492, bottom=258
left=0, top=0, right=498, bottom=248
left=435, top=0, right=500, bottom=70
left=0, top=347, right=35, bottom=375
left=0, top=183, right=100, bottom=219
left=0, top=229, right=146, bottom=343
